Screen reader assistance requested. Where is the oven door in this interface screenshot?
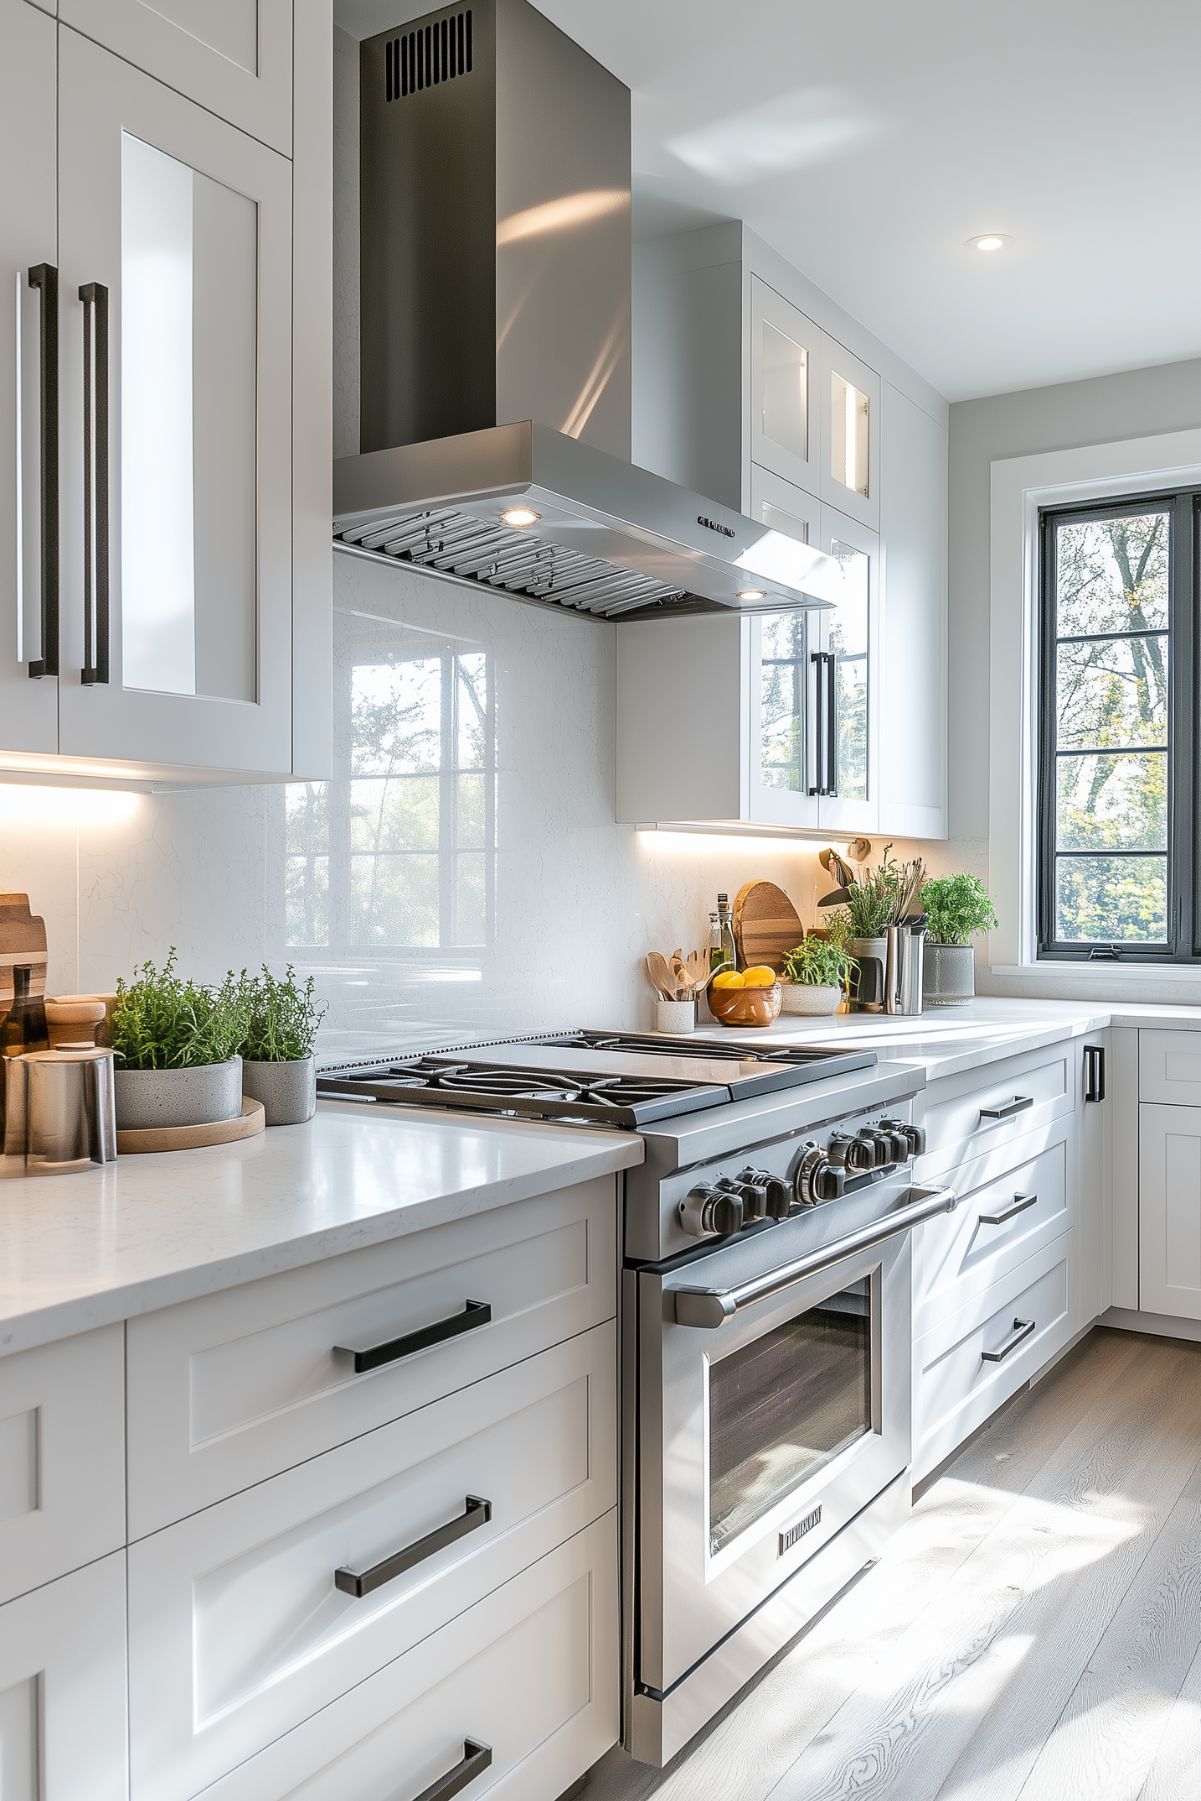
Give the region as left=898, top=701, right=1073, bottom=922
left=637, top=1194, right=927, bottom=1695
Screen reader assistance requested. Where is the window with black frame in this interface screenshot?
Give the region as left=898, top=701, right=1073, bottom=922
left=1037, top=490, right=1197, bottom=960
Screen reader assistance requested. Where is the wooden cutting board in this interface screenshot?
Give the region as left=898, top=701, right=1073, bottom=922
left=732, top=881, right=806, bottom=973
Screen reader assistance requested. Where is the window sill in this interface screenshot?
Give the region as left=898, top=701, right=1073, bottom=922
left=990, top=961, right=1201, bottom=986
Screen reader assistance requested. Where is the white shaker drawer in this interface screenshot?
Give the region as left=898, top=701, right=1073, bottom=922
left=0, top=1551, right=128, bottom=1801
left=1139, top=1029, right=1201, bottom=1105
left=917, top=1041, right=1076, bottom=1181
left=203, top=1512, right=619, bottom=1801
left=913, top=1120, right=1073, bottom=1336
left=127, top=1174, right=616, bottom=1535
left=912, top=1238, right=1072, bottom=1484
left=128, top=1322, right=616, bottom=1801
left=0, top=1325, right=125, bottom=1604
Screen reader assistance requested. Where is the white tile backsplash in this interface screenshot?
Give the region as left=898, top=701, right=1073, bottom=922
left=5, top=553, right=939, bottom=1053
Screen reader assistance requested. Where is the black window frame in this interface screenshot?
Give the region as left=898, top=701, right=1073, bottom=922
left=1037, top=486, right=1200, bottom=963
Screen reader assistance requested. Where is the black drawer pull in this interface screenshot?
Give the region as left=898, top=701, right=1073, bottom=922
left=981, top=1317, right=1036, bottom=1363
left=414, top=1739, right=493, bottom=1801
left=335, top=1495, right=492, bottom=1598
left=78, top=281, right=110, bottom=685
left=979, top=1095, right=1034, bottom=1122
left=26, top=263, right=58, bottom=680
left=336, top=1298, right=491, bottom=1374
left=1084, top=1044, right=1106, bottom=1103
left=979, top=1191, right=1038, bottom=1227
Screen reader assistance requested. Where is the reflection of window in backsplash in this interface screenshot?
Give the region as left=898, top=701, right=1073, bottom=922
left=286, top=647, right=495, bottom=953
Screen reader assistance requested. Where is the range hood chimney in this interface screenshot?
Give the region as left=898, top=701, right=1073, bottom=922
left=334, top=0, right=842, bottom=619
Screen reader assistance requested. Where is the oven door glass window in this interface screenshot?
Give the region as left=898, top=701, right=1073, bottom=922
left=708, top=1279, right=872, bottom=1554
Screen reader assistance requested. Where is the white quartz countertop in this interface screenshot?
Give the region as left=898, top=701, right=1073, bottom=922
left=690, top=996, right=1115, bottom=1082
left=0, top=1103, right=643, bottom=1358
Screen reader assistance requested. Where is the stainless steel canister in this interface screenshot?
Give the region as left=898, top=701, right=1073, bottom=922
left=1, top=1047, right=118, bottom=1176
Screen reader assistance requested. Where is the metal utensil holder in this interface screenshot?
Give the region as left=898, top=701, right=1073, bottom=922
left=1, top=1047, right=118, bottom=1177
left=885, top=927, right=925, bottom=1017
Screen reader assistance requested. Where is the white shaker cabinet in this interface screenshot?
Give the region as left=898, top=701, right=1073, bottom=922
left=60, top=0, right=293, bottom=153
left=0, top=0, right=57, bottom=751
left=55, top=31, right=296, bottom=775
left=821, top=334, right=880, bottom=532
left=749, top=278, right=822, bottom=497
left=0, top=1553, right=129, bottom=1801
left=1139, top=1100, right=1201, bottom=1321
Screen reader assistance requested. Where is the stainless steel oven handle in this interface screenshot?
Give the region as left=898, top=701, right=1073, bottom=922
left=671, top=1185, right=959, bottom=1330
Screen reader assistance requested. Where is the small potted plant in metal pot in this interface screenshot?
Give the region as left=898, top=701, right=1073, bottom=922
left=110, top=951, right=248, bottom=1129
left=239, top=964, right=326, bottom=1125
left=780, top=935, right=854, bottom=1016
left=920, top=874, right=999, bottom=1005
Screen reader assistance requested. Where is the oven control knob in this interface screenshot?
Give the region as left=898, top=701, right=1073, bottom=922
left=881, top=1117, right=926, bottom=1157
left=880, top=1125, right=911, bottom=1162
left=795, top=1147, right=846, bottom=1206
left=827, top=1132, right=855, bottom=1169
left=764, top=1176, right=793, bottom=1220
left=678, top=1183, right=743, bottom=1239
left=735, top=1168, right=772, bottom=1221
left=848, top=1129, right=884, bottom=1172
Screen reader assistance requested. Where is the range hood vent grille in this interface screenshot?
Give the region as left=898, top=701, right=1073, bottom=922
left=336, top=507, right=687, bottom=618
left=385, top=11, right=472, bottom=101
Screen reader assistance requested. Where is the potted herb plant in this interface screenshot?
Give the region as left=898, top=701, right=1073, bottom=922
left=239, top=965, right=327, bottom=1125
left=780, top=936, right=855, bottom=1016
left=920, top=873, right=999, bottom=1005
left=832, top=860, right=897, bottom=1011
left=109, top=951, right=248, bottom=1129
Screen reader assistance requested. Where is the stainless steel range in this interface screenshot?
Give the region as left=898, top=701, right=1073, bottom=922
left=318, top=1031, right=958, bottom=1767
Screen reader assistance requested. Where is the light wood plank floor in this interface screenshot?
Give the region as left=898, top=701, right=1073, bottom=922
left=583, top=1328, right=1201, bottom=1801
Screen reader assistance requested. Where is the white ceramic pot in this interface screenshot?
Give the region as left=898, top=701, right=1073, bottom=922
left=114, top=1056, right=242, bottom=1130
left=780, top=982, right=842, bottom=1016
left=654, top=999, right=697, bottom=1035
left=241, top=1056, right=317, bottom=1126
left=923, top=942, right=976, bottom=1006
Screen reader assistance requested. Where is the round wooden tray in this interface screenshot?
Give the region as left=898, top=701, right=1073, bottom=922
left=116, top=1098, right=265, bottom=1155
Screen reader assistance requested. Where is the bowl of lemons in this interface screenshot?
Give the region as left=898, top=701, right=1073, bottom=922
left=706, top=965, right=783, bottom=1028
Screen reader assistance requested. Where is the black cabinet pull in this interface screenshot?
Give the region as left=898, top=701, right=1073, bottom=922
left=808, top=648, right=826, bottom=795
left=979, top=1191, right=1038, bottom=1227
left=1084, top=1044, right=1106, bottom=1103
left=26, top=263, right=58, bottom=680
left=979, top=1095, right=1034, bottom=1122
left=336, top=1297, right=491, bottom=1374
left=824, top=650, right=838, bottom=798
left=413, top=1739, right=493, bottom=1801
left=981, top=1317, right=1036, bottom=1363
left=78, top=282, right=110, bottom=685
left=334, top=1494, right=492, bottom=1599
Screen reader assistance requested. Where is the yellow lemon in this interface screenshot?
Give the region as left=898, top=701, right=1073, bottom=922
left=742, top=966, right=778, bottom=988
left=711, top=969, right=745, bottom=989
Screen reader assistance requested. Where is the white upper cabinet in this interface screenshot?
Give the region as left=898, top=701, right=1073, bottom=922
left=880, top=383, right=948, bottom=838
left=0, top=0, right=57, bottom=753
left=818, top=505, right=880, bottom=833
left=56, top=32, right=295, bottom=774
left=745, top=467, right=821, bottom=830
left=749, top=278, right=822, bottom=497
left=821, top=334, right=880, bottom=531
left=59, top=0, right=293, bottom=153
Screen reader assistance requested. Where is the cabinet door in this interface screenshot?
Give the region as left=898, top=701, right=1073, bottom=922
left=56, top=32, right=294, bottom=775
left=821, top=334, right=880, bottom=531
left=0, top=0, right=57, bottom=756
left=749, top=278, right=822, bottom=495
left=879, top=383, right=947, bottom=837
left=1139, top=1102, right=1201, bottom=1320
left=60, top=0, right=293, bottom=154
left=0, top=1553, right=128, bottom=1801
left=817, top=504, right=879, bottom=832
left=745, top=466, right=821, bottom=828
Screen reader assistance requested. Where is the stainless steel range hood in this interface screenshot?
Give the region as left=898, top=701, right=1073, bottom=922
left=334, top=0, right=840, bottom=618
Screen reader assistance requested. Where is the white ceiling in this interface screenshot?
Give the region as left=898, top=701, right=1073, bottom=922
left=532, top=0, right=1201, bottom=401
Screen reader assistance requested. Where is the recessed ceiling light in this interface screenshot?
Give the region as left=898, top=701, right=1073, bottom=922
left=501, top=505, right=541, bottom=527
left=967, top=233, right=1011, bottom=253
left=737, top=587, right=767, bottom=602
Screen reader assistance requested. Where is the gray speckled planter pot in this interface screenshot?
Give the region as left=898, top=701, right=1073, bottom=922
left=241, top=1057, right=317, bottom=1126
left=114, top=1056, right=242, bottom=1130
left=923, top=942, right=976, bottom=1006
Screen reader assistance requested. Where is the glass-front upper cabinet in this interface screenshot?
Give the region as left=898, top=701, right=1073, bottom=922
left=59, top=0, right=293, bottom=153
left=818, top=505, right=880, bottom=832
left=746, top=466, right=821, bottom=828
left=56, top=30, right=294, bottom=774
left=749, top=277, right=822, bottom=497
left=821, top=335, right=880, bottom=531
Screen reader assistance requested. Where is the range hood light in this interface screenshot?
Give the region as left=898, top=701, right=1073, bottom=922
left=737, top=588, right=766, bottom=602
left=501, top=506, right=541, bottom=527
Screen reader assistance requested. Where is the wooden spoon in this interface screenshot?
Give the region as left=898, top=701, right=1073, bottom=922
left=646, top=952, right=677, bottom=999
